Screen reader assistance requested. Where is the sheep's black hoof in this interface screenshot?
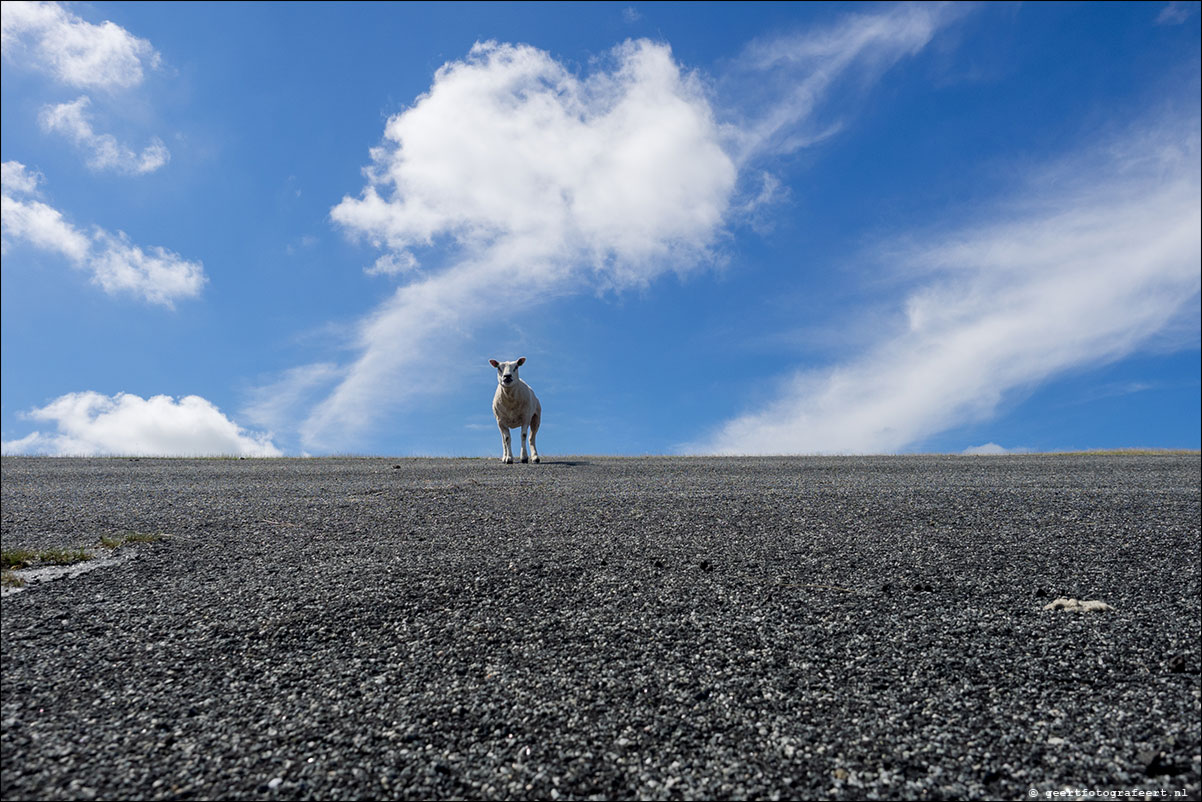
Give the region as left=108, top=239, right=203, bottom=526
left=503, top=456, right=513, bottom=464
left=521, top=456, right=529, bottom=463
left=532, top=456, right=540, bottom=464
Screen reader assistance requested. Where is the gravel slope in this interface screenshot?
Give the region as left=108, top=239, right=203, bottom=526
left=2, top=455, right=1199, bottom=801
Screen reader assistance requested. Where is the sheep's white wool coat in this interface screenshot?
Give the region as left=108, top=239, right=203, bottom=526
left=493, top=380, right=539, bottom=428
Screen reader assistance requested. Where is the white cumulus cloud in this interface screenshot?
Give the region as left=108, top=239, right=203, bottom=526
left=0, top=160, right=43, bottom=194
left=0, top=0, right=160, bottom=89
left=1, top=164, right=91, bottom=261
left=86, top=230, right=205, bottom=306
left=692, top=118, right=1202, bottom=455
left=1, top=392, right=282, bottom=457
left=332, top=39, right=734, bottom=280
left=1, top=160, right=205, bottom=307
left=39, top=96, right=169, bottom=174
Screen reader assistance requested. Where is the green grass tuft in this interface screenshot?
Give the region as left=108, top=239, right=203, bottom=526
left=120, top=532, right=163, bottom=544
left=99, top=532, right=165, bottom=550
left=1, top=549, right=40, bottom=570
left=2, top=547, right=93, bottom=568
left=37, top=547, right=94, bottom=566
left=2, top=533, right=164, bottom=574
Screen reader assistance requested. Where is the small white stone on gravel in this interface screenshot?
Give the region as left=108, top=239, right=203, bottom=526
left=1042, top=597, right=1115, bottom=612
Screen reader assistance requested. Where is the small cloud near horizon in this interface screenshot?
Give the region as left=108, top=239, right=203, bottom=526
left=2, top=391, right=280, bottom=457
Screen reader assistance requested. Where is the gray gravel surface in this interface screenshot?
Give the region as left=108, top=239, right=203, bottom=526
left=2, top=455, right=1199, bottom=801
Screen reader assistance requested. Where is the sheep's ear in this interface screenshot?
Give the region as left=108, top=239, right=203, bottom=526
left=516, top=357, right=526, bottom=366
left=489, top=359, right=500, bottom=368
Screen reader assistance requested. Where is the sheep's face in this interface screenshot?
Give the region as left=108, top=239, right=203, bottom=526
left=489, top=357, right=526, bottom=389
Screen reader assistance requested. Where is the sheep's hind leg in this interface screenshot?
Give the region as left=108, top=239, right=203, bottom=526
left=520, top=424, right=530, bottom=463
left=529, top=412, right=540, bottom=463
left=499, top=424, right=513, bottom=464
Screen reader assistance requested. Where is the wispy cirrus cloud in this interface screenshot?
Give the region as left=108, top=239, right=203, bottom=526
left=241, top=363, right=344, bottom=452
left=725, top=2, right=967, bottom=161
left=1156, top=1, right=1197, bottom=25
left=0, top=0, right=160, bottom=89
left=692, top=117, right=1201, bottom=455
left=1, top=392, right=281, bottom=457
left=1, top=161, right=205, bottom=307
left=39, top=96, right=169, bottom=174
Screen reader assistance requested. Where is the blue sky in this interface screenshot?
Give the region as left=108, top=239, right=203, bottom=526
left=2, top=0, right=1199, bottom=457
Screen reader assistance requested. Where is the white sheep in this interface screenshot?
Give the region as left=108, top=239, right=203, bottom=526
left=488, top=357, right=541, bottom=464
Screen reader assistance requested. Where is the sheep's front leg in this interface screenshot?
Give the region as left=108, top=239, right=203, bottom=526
left=520, top=424, right=530, bottom=464
left=528, top=412, right=540, bottom=463
left=499, top=424, right=513, bottom=464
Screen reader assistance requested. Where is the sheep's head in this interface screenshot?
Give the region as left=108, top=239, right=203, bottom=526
left=489, top=357, right=526, bottom=388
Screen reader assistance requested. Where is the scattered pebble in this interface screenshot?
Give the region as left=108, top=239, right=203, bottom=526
left=1042, top=597, right=1115, bottom=612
